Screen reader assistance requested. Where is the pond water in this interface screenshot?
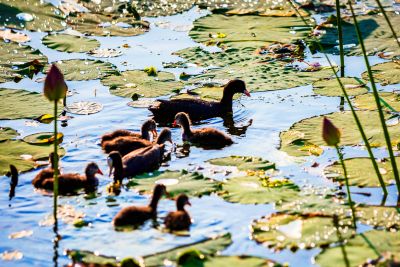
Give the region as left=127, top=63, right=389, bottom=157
left=0, top=3, right=399, bottom=267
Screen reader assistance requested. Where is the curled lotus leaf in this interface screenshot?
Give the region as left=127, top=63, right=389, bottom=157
left=53, top=59, right=118, bottom=81
left=312, top=77, right=368, bottom=97
left=354, top=92, right=400, bottom=111
left=0, top=0, right=66, bottom=32
left=65, top=101, right=103, bottom=115
left=280, top=111, right=400, bottom=157
left=315, top=230, right=400, bottom=267
left=313, top=14, right=400, bottom=57
left=356, top=206, right=400, bottom=230
left=0, top=88, right=53, bottom=120
left=207, top=156, right=276, bottom=171
left=0, top=40, right=47, bottom=83
left=361, top=61, right=400, bottom=86
left=324, top=157, right=400, bottom=187
left=0, top=127, right=18, bottom=142
left=102, top=70, right=183, bottom=98
left=0, top=140, right=65, bottom=175
left=66, top=12, right=149, bottom=37
left=251, top=213, right=355, bottom=251
left=127, top=170, right=220, bottom=198
left=42, top=34, right=100, bottom=53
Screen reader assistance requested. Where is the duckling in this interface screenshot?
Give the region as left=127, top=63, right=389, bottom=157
left=173, top=112, right=233, bottom=149
left=113, top=184, right=167, bottom=227
left=32, top=152, right=59, bottom=187
left=164, top=194, right=192, bottom=231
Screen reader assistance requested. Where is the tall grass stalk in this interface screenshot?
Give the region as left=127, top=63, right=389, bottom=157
left=348, top=0, right=400, bottom=194
left=287, top=0, right=388, bottom=196
left=374, top=0, right=400, bottom=48
left=53, top=101, right=59, bottom=227
left=335, top=0, right=345, bottom=77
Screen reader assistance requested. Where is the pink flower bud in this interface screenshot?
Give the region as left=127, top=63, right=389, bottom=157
left=322, top=117, right=341, bottom=146
left=43, top=64, right=67, bottom=101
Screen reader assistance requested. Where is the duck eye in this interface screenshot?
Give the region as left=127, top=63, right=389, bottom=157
left=107, top=157, right=113, bottom=167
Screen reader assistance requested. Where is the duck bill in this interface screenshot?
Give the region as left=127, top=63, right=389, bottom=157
left=97, top=169, right=104, bottom=175
left=172, top=120, right=177, bottom=127
left=244, top=90, right=251, bottom=97
left=186, top=200, right=192, bottom=206
left=151, top=129, right=158, bottom=138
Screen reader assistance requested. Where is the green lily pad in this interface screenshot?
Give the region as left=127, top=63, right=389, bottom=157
left=201, top=255, right=281, bottom=267
left=0, top=127, right=18, bottom=142
left=42, top=34, right=100, bottom=53
left=312, top=77, right=368, bottom=97
left=173, top=86, right=241, bottom=101
left=0, top=140, right=65, bottom=175
left=66, top=12, right=149, bottom=37
left=0, top=40, right=47, bottom=83
left=207, top=156, right=276, bottom=171
left=67, top=233, right=232, bottom=267
left=102, top=70, right=183, bottom=98
left=251, top=213, right=355, bottom=251
left=54, top=59, right=118, bottom=81
left=133, top=0, right=195, bottom=17
left=324, top=157, right=400, bottom=187
left=219, top=175, right=300, bottom=205
left=127, top=170, right=220, bottom=198
left=23, top=132, right=63, bottom=145
left=357, top=206, right=400, bottom=230
left=361, top=61, right=400, bottom=86
left=280, top=111, right=400, bottom=157
left=0, top=88, right=53, bottom=120
left=0, top=0, right=66, bottom=32
left=354, top=92, right=400, bottom=111
left=190, top=14, right=309, bottom=50
left=127, top=98, right=157, bottom=108
left=314, top=14, right=400, bottom=57
left=315, top=230, right=400, bottom=267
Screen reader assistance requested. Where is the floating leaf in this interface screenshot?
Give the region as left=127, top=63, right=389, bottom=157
left=356, top=206, right=400, bottom=230
left=35, top=114, right=55, bottom=124
left=0, top=29, right=30, bottom=43
left=22, top=132, right=64, bottom=145
left=354, top=92, right=400, bottom=111
left=361, top=61, right=400, bottom=86
left=88, top=48, right=122, bottom=58
left=127, top=98, right=157, bottom=108
left=280, top=111, right=400, bottom=157
left=252, top=213, right=355, bottom=251
left=65, top=101, right=103, bottom=115
left=8, top=230, right=33, bottom=239
left=42, top=34, right=100, bottom=53
left=0, top=88, right=53, bottom=120
left=102, top=70, right=183, bottom=98
left=0, top=140, right=65, bottom=175
left=324, top=157, right=400, bottom=187
left=0, top=127, right=18, bottom=142
left=312, top=77, right=368, bottom=97
left=0, top=0, right=65, bottom=32
left=127, top=170, right=220, bottom=198
left=201, top=256, right=281, bottom=267
left=316, top=230, right=400, bottom=267
left=173, top=86, right=240, bottom=101
left=1, top=250, right=23, bottom=261
left=53, top=59, right=118, bottom=81
left=40, top=205, right=85, bottom=226
left=66, top=12, right=149, bottom=37
left=207, top=156, right=276, bottom=171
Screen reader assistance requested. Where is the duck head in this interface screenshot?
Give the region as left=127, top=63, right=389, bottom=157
left=142, top=119, right=158, bottom=140
left=224, top=79, right=250, bottom=97
left=176, top=194, right=191, bottom=211
left=107, top=151, right=124, bottom=182
left=156, top=128, right=173, bottom=145
left=85, top=162, right=103, bottom=178
left=173, top=112, right=192, bottom=138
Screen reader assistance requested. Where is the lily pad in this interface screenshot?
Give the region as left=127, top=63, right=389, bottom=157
left=66, top=12, right=149, bottom=37
left=219, top=175, right=300, bottom=205
left=0, top=88, right=53, bottom=120
left=251, top=213, right=355, bottom=251
left=315, top=230, right=400, bottom=267
left=201, top=256, right=281, bottom=267
left=312, top=77, right=368, bottom=97
left=189, top=14, right=310, bottom=50
left=127, top=170, right=220, bottom=198
left=133, top=0, right=195, bottom=17
left=280, top=111, right=400, bottom=157
left=67, top=233, right=232, bottom=267
left=42, top=34, right=100, bottom=53
left=0, top=140, right=64, bottom=175
left=0, top=0, right=65, bottom=32
left=22, top=132, right=64, bottom=145
left=0, top=127, right=18, bottom=142
left=361, top=61, right=400, bottom=86
left=127, top=98, right=157, bottom=108
left=324, top=157, right=400, bottom=187
left=354, top=92, right=400, bottom=111
left=102, top=70, right=183, bottom=98
left=0, top=29, right=30, bottom=43
left=314, top=14, right=400, bottom=57
left=53, top=59, right=118, bottom=81
left=173, top=86, right=242, bottom=101
left=0, top=40, right=47, bottom=83
left=207, top=156, right=276, bottom=171
left=65, top=101, right=103, bottom=115
left=88, top=48, right=122, bottom=58
left=356, top=206, right=400, bottom=230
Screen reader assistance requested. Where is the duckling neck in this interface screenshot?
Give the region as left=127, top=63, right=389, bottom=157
left=149, top=192, right=162, bottom=212
left=220, top=88, right=234, bottom=112
left=177, top=203, right=186, bottom=211
left=180, top=121, right=192, bottom=139
left=141, top=126, right=150, bottom=140
left=113, top=157, right=124, bottom=183
left=85, top=171, right=97, bottom=184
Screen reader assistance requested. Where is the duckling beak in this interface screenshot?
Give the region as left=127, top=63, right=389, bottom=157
left=172, top=120, right=177, bottom=127
left=97, top=169, right=104, bottom=175
left=186, top=200, right=192, bottom=206
left=244, top=90, right=251, bottom=97
left=151, top=129, right=158, bottom=138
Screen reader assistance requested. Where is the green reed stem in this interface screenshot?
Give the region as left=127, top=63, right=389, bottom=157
left=287, top=0, right=388, bottom=196
left=333, top=215, right=350, bottom=267
left=374, top=0, right=400, bottom=48
left=335, top=0, right=345, bottom=77
left=53, top=100, right=58, bottom=225
left=349, top=0, right=400, bottom=194
left=335, top=146, right=357, bottom=229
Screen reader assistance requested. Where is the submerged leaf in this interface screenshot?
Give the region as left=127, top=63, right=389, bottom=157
left=42, top=34, right=100, bottom=53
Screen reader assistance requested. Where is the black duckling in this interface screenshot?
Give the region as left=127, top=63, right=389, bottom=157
left=164, top=194, right=192, bottom=231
